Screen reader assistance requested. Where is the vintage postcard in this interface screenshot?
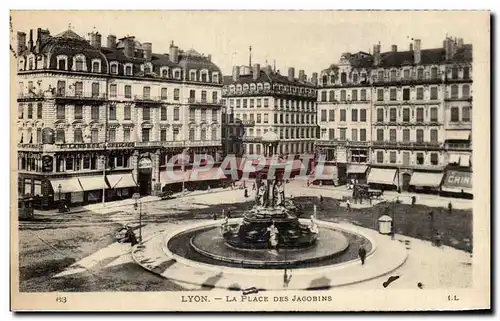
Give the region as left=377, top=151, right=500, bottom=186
left=10, top=10, right=490, bottom=311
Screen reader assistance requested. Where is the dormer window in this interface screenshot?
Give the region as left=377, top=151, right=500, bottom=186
left=352, top=73, right=358, bottom=83
left=18, top=58, right=25, bottom=71
left=174, top=69, right=181, bottom=79
left=124, top=63, right=133, bottom=76
left=257, top=83, right=263, bottom=91
left=250, top=83, right=256, bottom=91
left=229, top=85, right=235, bottom=93
left=91, top=59, right=101, bottom=73
left=28, top=57, right=34, bottom=70
left=212, top=72, right=219, bottom=83
left=330, top=74, right=335, bottom=84
left=56, top=55, right=68, bottom=70
left=236, top=84, right=242, bottom=92
left=110, top=62, right=118, bottom=74
left=143, top=63, right=152, bottom=74
left=243, top=84, right=249, bottom=91
left=200, top=70, right=208, bottom=82
left=74, top=55, right=86, bottom=72
left=189, top=70, right=196, bottom=81
left=161, top=67, right=169, bottom=78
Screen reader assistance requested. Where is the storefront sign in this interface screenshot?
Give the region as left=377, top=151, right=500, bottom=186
left=138, top=157, right=153, bottom=169
left=336, top=147, right=347, bottom=163
left=42, top=156, right=53, bottom=172
left=443, top=170, right=472, bottom=189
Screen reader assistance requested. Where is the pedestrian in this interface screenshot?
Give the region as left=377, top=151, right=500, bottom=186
left=411, top=196, right=416, bottom=206
left=252, top=182, right=256, bottom=191
left=125, top=227, right=138, bottom=246
left=448, top=202, right=453, bottom=213
left=319, top=195, right=323, bottom=203
left=358, top=245, right=367, bottom=265
left=208, top=185, right=211, bottom=193
left=434, top=232, right=442, bottom=247
left=346, top=199, right=351, bottom=211
left=227, top=210, right=231, bottom=219
left=244, top=188, right=249, bottom=198
left=306, top=180, right=310, bottom=187
left=213, top=212, right=217, bottom=220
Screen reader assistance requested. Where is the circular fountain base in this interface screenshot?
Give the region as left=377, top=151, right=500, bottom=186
left=189, top=226, right=349, bottom=268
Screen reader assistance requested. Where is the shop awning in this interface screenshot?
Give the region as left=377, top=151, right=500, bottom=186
left=78, top=176, right=109, bottom=191
left=107, top=173, right=137, bottom=189
left=310, top=165, right=336, bottom=180
left=347, top=164, right=368, bottom=174
left=409, top=172, right=444, bottom=188
left=189, top=167, right=228, bottom=181
left=441, top=170, right=472, bottom=193
left=367, top=168, right=397, bottom=185
left=459, top=154, right=471, bottom=167
left=50, top=178, right=83, bottom=194
left=448, top=154, right=461, bottom=164
left=445, top=130, right=471, bottom=141
left=160, top=169, right=192, bottom=185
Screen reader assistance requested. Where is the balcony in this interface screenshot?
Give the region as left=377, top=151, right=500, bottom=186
left=242, top=136, right=262, bottom=142
left=134, top=95, right=164, bottom=104
left=444, top=96, right=473, bottom=102
left=52, top=92, right=107, bottom=104
left=370, top=161, right=445, bottom=171
left=445, top=142, right=472, bottom=151
left=315, top=139, right=347, bottom=146
left=373, top=120, right=442, bottom=127
left=186, top=140, right=221, bottom=147
left=17, top=143, right=43, bottom=151
left=188, top=98, right=222, bottom=107
left=318, top=99, right=371, bottom=105
left=447, top=121, right=472, bottom=130
left=373, top=99, right=441, bottom=106
left=17, top=92, right=45, bottom=102
left=371, top=76, right=443, bottom=87
left=134, top=141, right=185, bottom=148
left=346, top=141, right=371, bottom=147
left=372, top=141, right=443, bottom=150
left=444, top=77, right=472, bottom=84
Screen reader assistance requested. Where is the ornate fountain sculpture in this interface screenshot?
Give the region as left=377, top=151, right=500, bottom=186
left=223, top=174, right=319, bottom=249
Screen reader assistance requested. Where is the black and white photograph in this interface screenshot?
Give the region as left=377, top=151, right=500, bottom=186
left=10, top=10, right=490, bottom=311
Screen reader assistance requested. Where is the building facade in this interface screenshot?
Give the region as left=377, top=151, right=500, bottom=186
left=16, top=27, right=223, bottom=209
left=221, top=64, right=318, bottom=157
left=316, top=37, right=472, bottom=195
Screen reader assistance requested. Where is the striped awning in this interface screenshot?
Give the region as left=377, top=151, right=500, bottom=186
left=409, top=172, right=444, bottom=188
left=367, top=168, right=397, bottom=185
left=107, top=173, right=137, bottom=189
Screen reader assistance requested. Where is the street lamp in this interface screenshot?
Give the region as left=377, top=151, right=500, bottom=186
left=390, top=196, right=399, bottom=240
left=58, top=183, right=62, bottom=207
left=133, top=192, right=142, bottom=243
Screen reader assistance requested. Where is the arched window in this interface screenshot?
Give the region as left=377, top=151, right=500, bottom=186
left=74, top=128, right=83, bottom=143
left=56, top=129, right=65, bottom=143
left=125, top=65, right=133, bottom=76
left=201, top=72, right=207, bottom=82
left=212, top=73, right=219, bottom=83
left=110, top=63, right=118, bottom=74
left=92, top=61, right=100, bottom=73
left=174, top=69, right=181, bottom=79
left=75, top=56, right=85, bottom=71
left=162, top=69, right=168, bottom=77
left=322, top=75, right=328, bottom=85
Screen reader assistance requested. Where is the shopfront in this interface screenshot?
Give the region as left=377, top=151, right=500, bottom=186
left=409, top=171, right=444, bottom=194
left=346, top=164, right=369, bottom=184
left=310, top=164, right=338, bottom=185
left=440, top=170, right=473, bottom=199
left=50, top=177, right=84, bottom=206
left=367, top=167, right=398, bottom=191
left=106, top=173, right=138, bottom=201
left=79, top=175, right=109, bottom=204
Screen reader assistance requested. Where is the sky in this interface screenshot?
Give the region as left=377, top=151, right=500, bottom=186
left=10, top=11, right=486, bottom=77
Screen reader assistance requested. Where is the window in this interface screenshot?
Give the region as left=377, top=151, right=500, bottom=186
left=430, top=87, right=438, bottom=100
left=74, top=105, right=83, bottom=119
left=200, top=128, right=207, bottom=140
left=403, top=108, right=410, bottom=122
left=351, top=89, right=358, bottom=101
left=390, top=70, right=397, bottom=81
left=161, top=106, right=167, bottom=120
left=37, top=128, right=42, bottom=144
left=124, top=85, right=132, bottom=98
left=377, top=129, right=384, bottom=141
left=73, top=128, right=83, bottom=143
left=124, top=105, right=131, bottom=120
left=403, top=69, right=410, bottom=79
left=91, top=82, right=99, bottom=97
left=75, top=82, right=83, bottom=97
left=351, top=109, right=358, bottom=122
left=360, top=89, right=367, bottom=101
left=431, top=67, right=438, bottom=80
left=142, top=128, right=150, bottom=142
left=378, top=70, right=384, bottom=81
left=161, top=88, right=168, bottom=100
left=430, top=153, right=439, bottom=165
left=463, top=67, right=470, bottom=80
left=189, top=109, right=196, bottom=122
left=329, top=109, right=335, bottom=121
left=462, top=85, right=470, bottom=99
left=390, top=151, right=397, bottom=164
left=352, top=73, right=358, bottom=83
left=360, top=129, right=366, bottom=141
left=264, top=98, right=269, bottom=107
left=416, top=108, right=424, bottom=122
left=123, top=128, right=130, bottom=142
left=108, top=129, right=116, bottom=142
left=377, top=109, right=384, bottom=122
left=174, top=70, right=180, bottom=79
left=212, top=109, right=217, bottom=122
left=143, top=86, right=151, bottom=99
left=329, top=90, right=334, bottom=102
left=109, top=84, right=117, bottom=98
left=57, top=80, right=65, bottom=96
left=212, top=91, right=218, bottom=103
left=462, top=106, right=471, bottom=122
left=416, top=129, right=424, bottom=143
left=256, top=99, right=262, bottom=108
left=401, top=152, right=409, bottom=165
left=143, top=107, right=150, bottom=120
left=189, top=128, right=195, bottom=141
left=340, top=109, right=346, bottom=122
left=65, top=157, right=73, bottom=171
left=403, top=129, right=410, bottom=142
left=340, top=72, right=347, bottom=84
left=389, top=108, right=396, bottom=122
left=451, top=107, right=459, bottom=122
left=416, top=87, right=424, bottom=100
left=160, top=129, right=167, bottom=141
left=389, top=129, right=396, bottom=142
left=91, top=129, right=98, bottom=143
left=174, top=88, right=180, bottom=101
left=173, top=128, right=180, bottom=140
left=430, top=129, right=438, bottom=142
left=92, top=61, right=100, bottom=73
left=450, top=85, right=458, bottom=99
left=320, top=110, right=327, bottom=122
left=144, top=64, right=151, bottom=74
left=256, top=113, right=262, bottom=124
left=242, top=99, right=247, bottom=108
left=360, top=109, right=366, bottom=122
left=27, top=103, right=33, bottom=119
left=451, top=67, right=458, bottom=79
left=377, top=89, right=384, bottom=101
left=339, top=128, right=346, bottom=140
left=340, top=90, right=346, bottom=101
left=264, top=113, right=269, bottom=123
left=403, top=88, right=410, bottom=101
left=377, top=151, right=384, bottom=163
left=201, top=108, right=207, bottom=121
left=58, top=59, right=66, bottom=70
left=174, top=107, right=180, bottom=121
left=430, top=107, right=438, bottom=121
left=111, top=63, right=118, bottom=74
left=390, top=88, right=397, bottom=101
left=320, top=91, right=327, bottom=102
left=417, top=68, right=424, bottom=80
left=56, top=104, right=65, bottom=119
left=109, top=105, right=116, bottom=120
left=75, top=57, right=84, bottom=71
left=416, top=153, right=424, bottom=165
left=328, top=129, right=335, bottom=140
left=162, top=69, right=168, bottom=78
left=56, top=129, right=65, bottom=143
left=351, top=129, right=358, bottom=141
left=200, top=90, right=207, bottom=102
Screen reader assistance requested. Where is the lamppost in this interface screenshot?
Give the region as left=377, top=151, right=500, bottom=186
left=133, top=192, right=142, bottom=243
left=58, top=183, right=62, bottom=208
left=390, top=196, right=399, bottom=240
left=101, top=142, right=108, bottom=206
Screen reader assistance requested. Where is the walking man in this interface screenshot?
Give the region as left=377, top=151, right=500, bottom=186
left=346, top=198, right=351, bottom=211
left=358, top=245, right=367, bottom=265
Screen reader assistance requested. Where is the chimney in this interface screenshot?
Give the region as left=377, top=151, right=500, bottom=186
left=264, top=65, right=272, bottom=75
left=207, top=54, right=211, bottom=62
left=373, top=43, right=381, bottom=66
left=409, top=43, right=413, bottom=51
left=17, top=32, right=26, bottom=54
left=107, top=35, right=117, bottom=49
left=89, top=32, right=102, bottom=49
left=169, top=41, right=179, bottom=63
left=413, top=39, right=421, bottom=64
left=288, top=67, right=295, bottom=81
left=35, top=28, right=42, bottom=54
left=123, top=36, right=135, bottom=58
left=457, top=38, right=464, bottom=48
left=311, top=72, right=318, bottom=85
left=232, top=66, right=240, bottom=81
left=391, top=45, right=397, bottom=52
left=253, top=63, right=260, bottom=81
left=299, top=70, right=305, bottom=82
left=143, top=42, right=152, bottom=60
left=39, top=29, right=50, bottom=41
left=28, top=29, right=33, bottom=51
